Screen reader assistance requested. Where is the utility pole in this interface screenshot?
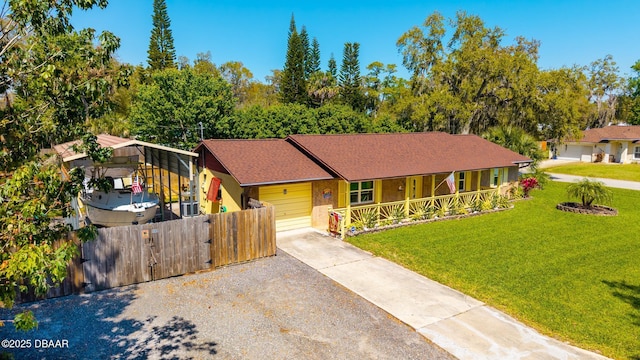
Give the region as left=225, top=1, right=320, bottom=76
left=199, top=122, right=204, bottom=141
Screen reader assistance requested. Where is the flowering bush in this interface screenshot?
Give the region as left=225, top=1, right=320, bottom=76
left=520, top=177, right=538, bottom=197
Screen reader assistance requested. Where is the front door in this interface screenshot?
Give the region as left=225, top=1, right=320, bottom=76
left=406, top=176, right=423, bottom=199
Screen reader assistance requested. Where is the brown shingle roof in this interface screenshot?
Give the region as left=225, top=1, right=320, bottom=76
left=288, top=132, right=531, bottom=182
left=197, top=139, right=334, bottom=186
left=578, top=126, right=640, bottom=143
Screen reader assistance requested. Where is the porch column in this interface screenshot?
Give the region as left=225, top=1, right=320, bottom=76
left=375, top=180, right=382, bottom=222
left=344, top=180, right=351, bottom=228
left=431, top=175, right=436, bottom=197
left=603, top=143, right=611, bottom=163
left=404, top=177, right=410, bottom=218
left=620, top=142, right=629, bottom=164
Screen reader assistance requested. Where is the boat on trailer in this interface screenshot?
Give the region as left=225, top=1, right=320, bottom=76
left=83, top=177, right=159, bottom=227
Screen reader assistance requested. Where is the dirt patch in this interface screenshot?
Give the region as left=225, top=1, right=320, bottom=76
left=556, top=202, right=618, bottom=216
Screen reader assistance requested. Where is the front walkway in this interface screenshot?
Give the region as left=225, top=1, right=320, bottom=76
left=277, top=229, right=610, bottom=360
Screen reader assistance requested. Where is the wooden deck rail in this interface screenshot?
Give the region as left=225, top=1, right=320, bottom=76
left=330, top=189, right=503, bottom=238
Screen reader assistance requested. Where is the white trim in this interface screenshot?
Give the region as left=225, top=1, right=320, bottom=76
left=457, top=171, right=466, bottom=192
left=350, top=181, right=375, bottom=205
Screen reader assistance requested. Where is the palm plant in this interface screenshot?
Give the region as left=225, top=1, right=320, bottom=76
left=566, top=178, right=613, bottom=208
left=483, top=125, right=545, bottom=169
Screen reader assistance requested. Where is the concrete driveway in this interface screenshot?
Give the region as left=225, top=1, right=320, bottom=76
left=277, top=229, right=610, bottom=360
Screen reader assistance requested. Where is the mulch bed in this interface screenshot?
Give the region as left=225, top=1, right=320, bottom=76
left=556, top=202, right=618, bottom=216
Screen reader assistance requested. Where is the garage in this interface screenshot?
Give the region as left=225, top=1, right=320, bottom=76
left=557, top=144, right=592, bottom=161
left=259, top=182, right=312, bottom=231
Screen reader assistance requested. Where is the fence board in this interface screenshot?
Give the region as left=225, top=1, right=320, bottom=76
left=17, top=206, right=275, bottom=303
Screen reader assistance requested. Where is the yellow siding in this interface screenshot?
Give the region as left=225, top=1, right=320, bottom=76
left=338, top=180, right=347, bottom=207
left=199, top=169, right=243, bottom=214
left=260, top=182, right=312, bottom=231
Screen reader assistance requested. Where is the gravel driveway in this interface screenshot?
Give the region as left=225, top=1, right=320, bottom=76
left=0, top=250, right=453, bottom=359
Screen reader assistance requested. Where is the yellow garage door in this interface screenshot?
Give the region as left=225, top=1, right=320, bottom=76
left=259, top=182, right=312, bottom=232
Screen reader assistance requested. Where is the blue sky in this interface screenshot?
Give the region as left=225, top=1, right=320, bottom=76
left=71, top=0, right=639, bottom=82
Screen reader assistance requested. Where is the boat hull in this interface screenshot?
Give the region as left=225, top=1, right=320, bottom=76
left=84, top=190, right=159, bottom=227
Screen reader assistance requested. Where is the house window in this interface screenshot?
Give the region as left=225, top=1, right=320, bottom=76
left=634, top=146, right=640, bottom=159
left=492, top=169, right=499, bottom=188
left=350, top=181, right=374, bottom=204
left=458, top=172, right=466, bottom=192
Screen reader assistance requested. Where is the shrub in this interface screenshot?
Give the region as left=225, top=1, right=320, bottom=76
left=360, top=210, right=378, bottom=229
left=520, top=177, right=538, bottom=197
left=566, top=178, right=613, bottom=208
left=390, top=205, right=405, bottom=223
left=411, top=205, right=433, bottom=221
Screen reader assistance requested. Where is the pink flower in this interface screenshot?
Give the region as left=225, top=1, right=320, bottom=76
left=520, top=177, right=538, bottom=197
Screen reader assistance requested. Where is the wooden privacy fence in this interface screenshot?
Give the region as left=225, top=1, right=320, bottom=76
left=17, top=206, right=275, bottom=302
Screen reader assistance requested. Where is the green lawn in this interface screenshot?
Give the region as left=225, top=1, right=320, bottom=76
left=544, top=162, right=640, bottom=182
left=347, top=181, right=640, bottom=360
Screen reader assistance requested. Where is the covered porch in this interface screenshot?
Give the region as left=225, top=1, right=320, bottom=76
left=328, top=169, right=513, bottom=238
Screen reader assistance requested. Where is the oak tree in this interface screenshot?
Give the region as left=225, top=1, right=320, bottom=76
left=130, top=68, right=235, bottom=150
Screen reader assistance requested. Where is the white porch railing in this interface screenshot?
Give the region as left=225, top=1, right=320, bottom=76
left=329, top=189, right=507, bottom=238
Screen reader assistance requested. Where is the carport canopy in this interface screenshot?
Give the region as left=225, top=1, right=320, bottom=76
left=53, top=134, right=199, bottom=221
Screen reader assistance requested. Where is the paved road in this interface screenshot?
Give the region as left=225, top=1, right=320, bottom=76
left=525, top=160, right=640, bottom=190
left=545, top=172, right=640, bottom=190
left=0, top=250, right=453, bottom=360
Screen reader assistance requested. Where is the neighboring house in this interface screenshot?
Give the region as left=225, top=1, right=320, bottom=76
left=194, top=132, right=531, bottom=232
left=553, top=125, right=640, bottom=164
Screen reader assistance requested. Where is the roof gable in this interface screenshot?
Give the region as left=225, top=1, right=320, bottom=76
left=287, top=132, right=531, bottom=181
left=196, top=139, right=334, bottom=186
left=578, top=126, right=640, bottom=143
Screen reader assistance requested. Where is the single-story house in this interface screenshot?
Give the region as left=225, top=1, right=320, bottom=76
left=553, top=125, right=640, bottom=164
left=194, top=132, right=531, bottom=233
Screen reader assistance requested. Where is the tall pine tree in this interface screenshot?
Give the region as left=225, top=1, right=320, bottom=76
left=147, top=0, right=176, bottom=71
left=279, top=15, right=307, bottom=104
left=339, top=42, right=364, bottom=111
left=300, top=26, right=310, bottom=79
left=308, top=38, right=321, bottom=75
left=328, top=53, right=338, bottom=78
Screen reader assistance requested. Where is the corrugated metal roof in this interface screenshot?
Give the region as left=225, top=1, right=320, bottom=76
left=52, top=134, right=198, bottom=179
left=53, top=134, right=198, bottom=162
